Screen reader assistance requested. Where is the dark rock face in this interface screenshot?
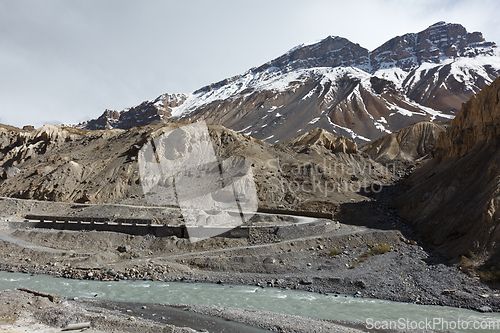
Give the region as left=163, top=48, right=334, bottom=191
left=255, top=36, right=370, bottom=73
left=369, top=77, right=398, bottom=95
left=82, top=93, right=187, bottom=130
left=370, top=22, right=496, bottom=72
left=395, top=77, right=500, bottom=266
left=84, top=110, right=120, bottom=130
left=22, top=125, right=35, bottom=132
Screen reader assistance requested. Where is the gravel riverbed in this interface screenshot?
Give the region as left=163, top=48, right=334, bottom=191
left=0, top=288, right=447, bottom=333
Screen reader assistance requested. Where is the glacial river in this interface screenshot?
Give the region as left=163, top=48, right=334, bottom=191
left=1, top=271, right=499, bottom=332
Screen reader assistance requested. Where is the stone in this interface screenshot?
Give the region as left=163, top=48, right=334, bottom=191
left=117, top=245, right=131, bottom=253
left=478, top=306, right=492, bottom=313
left=4, top=167, right=21, bottom=179
left=354, top=280, right=366, bottom=289
left=22, top=125, right=35, bottom=131
left=300, top=278, right=313, bottom=285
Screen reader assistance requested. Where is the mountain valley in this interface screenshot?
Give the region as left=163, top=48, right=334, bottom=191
left=2, top=21, right=500, bottom=332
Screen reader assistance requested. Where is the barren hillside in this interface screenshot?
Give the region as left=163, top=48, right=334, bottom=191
left=0, top=123, right=393, bottom=214
left=362, top=121, right=449, bottom=164
left=394, top=76, right=500, bottom=267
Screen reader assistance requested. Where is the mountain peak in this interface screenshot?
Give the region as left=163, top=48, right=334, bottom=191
left=253, top=35, right=370, bottom=73
left=254, top=21, right=496, bottom=75
left=428, top=21, right=448, bottom=28
left=369, top=21, right=496, bottom=72
left=76, top=22, right=500, bottom=146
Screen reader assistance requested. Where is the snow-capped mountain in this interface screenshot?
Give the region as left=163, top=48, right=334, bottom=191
left=77, top=22, right=500, bottom=144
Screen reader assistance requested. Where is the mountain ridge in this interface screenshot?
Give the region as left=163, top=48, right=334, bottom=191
left=73, top=22, right=500, bottom=144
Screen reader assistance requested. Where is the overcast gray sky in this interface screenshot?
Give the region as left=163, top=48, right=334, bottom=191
left=1, top=0, right=499, bottom=128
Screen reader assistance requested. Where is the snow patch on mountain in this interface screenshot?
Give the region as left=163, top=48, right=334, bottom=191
left=171, top=67, right=360, bottom=118
left=326, top=115, right=371, bottom=142
left=373, top=68, right=409, bottom=89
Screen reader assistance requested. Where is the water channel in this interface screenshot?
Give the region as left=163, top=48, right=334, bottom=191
left=1, top=271, right=499, bottom=332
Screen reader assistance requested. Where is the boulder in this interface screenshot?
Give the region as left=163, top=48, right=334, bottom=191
left=117, top=245, right=131, bottom=253
left=4, top=166, right=20, bottom=179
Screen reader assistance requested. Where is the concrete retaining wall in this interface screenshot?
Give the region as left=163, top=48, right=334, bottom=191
left=19, top=214, right=331, bottom=240
left=20, top=216, right=186, bottom=238
left=248, top=220, right=337, bottom=244
left=24, top=215, right=153, bottom=225
left=20, top=215, right=251, bottom=239
left=256, top=208, right=333, bottom=219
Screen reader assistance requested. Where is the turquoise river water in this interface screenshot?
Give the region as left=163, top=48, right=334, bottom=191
left=1, top=271, right=500, bottom=332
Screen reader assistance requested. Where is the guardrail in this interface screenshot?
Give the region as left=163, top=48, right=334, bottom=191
left=20, top=211, right=335, bottom=241
left=21, top=215, right=251, bottom=239
left=23, top=214, right=186, bottom=238
left=24, top=215, right=154, bottom=225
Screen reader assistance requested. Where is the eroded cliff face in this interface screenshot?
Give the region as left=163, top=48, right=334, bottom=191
left=362, top=121, right=448, bottom=163
left=395, top=77, right=500, bottom=265
left=0, top=125, right=142, bottom=203
left=278, top=128, right=358, bottom=154
left=434, top=79, right=500, bottom=159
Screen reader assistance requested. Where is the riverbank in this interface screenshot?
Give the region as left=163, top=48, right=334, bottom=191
left=1, top=288, right=444, bottom=333
left=0, top=196, right=499, bottom=315
left=0, top=222, right=499, bottom=314
left=0, top=288, right=199, bottom=333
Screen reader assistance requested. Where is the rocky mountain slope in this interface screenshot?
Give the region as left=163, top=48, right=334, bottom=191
left=362, top=121, right=449, bottom=164
left=73, top=93, right=188, bottom=130
left=0, top=123, right=393, bottom=213
left=394, top=76, right=500, bottom=266
left=77, top=22, right=500, bottom=144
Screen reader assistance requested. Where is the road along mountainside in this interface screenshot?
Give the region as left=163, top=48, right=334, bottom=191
left=3, top=76, right=500, bottom=331
left=0, top=193, right=499, bottom=314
